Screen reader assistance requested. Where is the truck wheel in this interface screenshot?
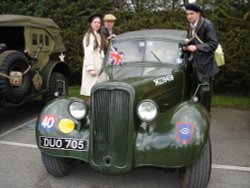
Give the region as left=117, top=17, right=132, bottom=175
left=43, top=72, right=68, bottom=103
left=41, top=152, right=73, bottom=177
left=0, top=50, right=31, bottom=103
left=180, top=138, right=211, bottom=188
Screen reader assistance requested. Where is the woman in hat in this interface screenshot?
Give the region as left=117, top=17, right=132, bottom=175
left=80, top=14, right=106, bottom=97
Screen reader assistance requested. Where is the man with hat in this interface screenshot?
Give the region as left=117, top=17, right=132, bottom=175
left=184, top=3, right=219, bottom=112
left=101, top=13, right=117, bottom=41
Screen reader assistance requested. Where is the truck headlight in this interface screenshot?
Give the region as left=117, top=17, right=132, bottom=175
left=137, top=100, right=158, bottom=122
left=69, top=101, right=87, bottom=120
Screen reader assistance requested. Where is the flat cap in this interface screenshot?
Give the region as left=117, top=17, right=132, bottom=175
left=185, top=3, right=201, bottom=12
left=104, top=14, right=116, bottom=21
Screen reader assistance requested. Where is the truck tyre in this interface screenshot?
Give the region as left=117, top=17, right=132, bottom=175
left=43, top=72, right=68, bottom=103
left=180, top=138, right=211, bottom=188
left=0, top=50, right=31, bottom=103
left=41, top=152, right=73, bottom=177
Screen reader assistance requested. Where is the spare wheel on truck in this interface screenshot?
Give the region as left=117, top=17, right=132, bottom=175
left=0, top=50, right=31, bottom=103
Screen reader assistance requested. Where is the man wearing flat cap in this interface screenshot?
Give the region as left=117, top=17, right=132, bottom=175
left=184, top=3, right=219, bottom=112
left=101, top=14, right=117, bottom=53
left=101, top=14, right=117, bottom=41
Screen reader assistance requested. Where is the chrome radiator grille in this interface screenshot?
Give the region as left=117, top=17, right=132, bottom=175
left=91, top=89, right=130, bottom=167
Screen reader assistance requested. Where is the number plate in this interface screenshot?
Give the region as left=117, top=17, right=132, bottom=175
left=39, top=136, right=88, bottom=151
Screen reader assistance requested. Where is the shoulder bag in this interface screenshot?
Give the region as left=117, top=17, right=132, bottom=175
left=194, top=33, right=225, bottom=67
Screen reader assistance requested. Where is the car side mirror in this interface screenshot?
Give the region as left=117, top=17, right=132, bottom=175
left=200, top=77, right=210, bottom=92
left=192, top=77, right=210, bottom=101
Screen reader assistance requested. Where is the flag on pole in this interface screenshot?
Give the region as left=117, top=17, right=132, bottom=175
left=110, top=46, right=124, bottom=66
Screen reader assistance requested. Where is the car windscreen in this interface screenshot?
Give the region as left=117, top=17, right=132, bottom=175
left=105, top=39, right=184, bottom=80
left=107, top=39, right=181, bottom=65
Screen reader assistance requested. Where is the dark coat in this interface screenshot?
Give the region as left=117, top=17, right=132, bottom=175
left=187, top=16, right=220, bottom=80
left=101, top=26, right=114, bottom=38
left=101, top=26, right=110, bottom=38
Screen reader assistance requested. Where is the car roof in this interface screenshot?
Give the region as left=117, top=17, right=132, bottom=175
left=115, top=29, right=187, bottom=42
left=0, top=14, right=65, bottom=52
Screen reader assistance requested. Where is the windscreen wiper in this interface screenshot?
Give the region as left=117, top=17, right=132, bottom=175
left=151, top=50, right=162, bottom=64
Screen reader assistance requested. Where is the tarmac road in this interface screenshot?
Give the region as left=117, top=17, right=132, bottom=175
left=0, top=107, right=249, bottom=188
left=0, top=99, right=44, bottom=134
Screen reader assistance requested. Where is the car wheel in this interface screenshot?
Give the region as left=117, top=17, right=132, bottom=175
left=180, top=138, right=211, bottom=188
left=41, top=152, right=73, bottom=177
left=43, top=72, right=68, bottom=103
left=0, top=50, right=31, bottom=103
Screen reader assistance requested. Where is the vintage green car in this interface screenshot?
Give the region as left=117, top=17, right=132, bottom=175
left=0, top=15, right=70, bottom=107
left=36, top=29, right=211, bottom=188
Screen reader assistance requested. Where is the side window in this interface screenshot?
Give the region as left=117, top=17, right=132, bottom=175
left=39, top=34, right=43, bottom=45
left=45, top=35, right=49, bottom=46
left=32, top=34, right=38, bottom=45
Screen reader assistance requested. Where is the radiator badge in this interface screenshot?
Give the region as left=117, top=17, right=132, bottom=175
left=176, top=122, right=196, bottom=144
left=153, top=75, right=174, bottom=86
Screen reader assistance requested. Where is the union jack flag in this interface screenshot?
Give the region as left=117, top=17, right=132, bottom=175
left=110, top=46, right=124, bottom=66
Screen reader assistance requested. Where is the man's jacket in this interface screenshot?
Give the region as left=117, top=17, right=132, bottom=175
left=187, top=16, right=220, bottom=80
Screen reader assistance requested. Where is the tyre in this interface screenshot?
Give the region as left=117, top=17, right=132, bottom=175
left=41, top=152, right=73, bottom=177
left=0, top=50, right=31, bottom=103
left=180, top=138, right=212, bottom=188
left=43, top=72, right=68, bottom=103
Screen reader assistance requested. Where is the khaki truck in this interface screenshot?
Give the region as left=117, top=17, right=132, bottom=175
left=0, top=14, right=70, bottom=107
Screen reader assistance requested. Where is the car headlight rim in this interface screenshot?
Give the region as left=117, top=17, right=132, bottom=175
left=137, top=99, right=158, bottom=122
left=68, top=101, right=88, bottom=120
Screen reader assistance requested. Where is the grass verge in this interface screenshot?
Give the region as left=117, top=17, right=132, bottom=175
left=212, top=95, right=250, bottom=110
left=69, top=85, right=81, bottom=98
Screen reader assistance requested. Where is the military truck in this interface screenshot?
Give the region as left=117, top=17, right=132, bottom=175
left=0, top=14, right=70, bottom=107
left=36, top=30, right=211, bottom=188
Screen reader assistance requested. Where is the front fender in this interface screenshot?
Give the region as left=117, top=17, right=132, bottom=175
left=35, top=97, right=89, bottom=162
left=135, top=100, right=210, bottom=168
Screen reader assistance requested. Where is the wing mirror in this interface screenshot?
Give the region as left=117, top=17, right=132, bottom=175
left=192, top=77, right=210, bottom=102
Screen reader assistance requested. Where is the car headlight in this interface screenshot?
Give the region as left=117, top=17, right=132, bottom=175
left=68, top=101, right=88, bottom=120
left=137, top=100, right=158, bottom=122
